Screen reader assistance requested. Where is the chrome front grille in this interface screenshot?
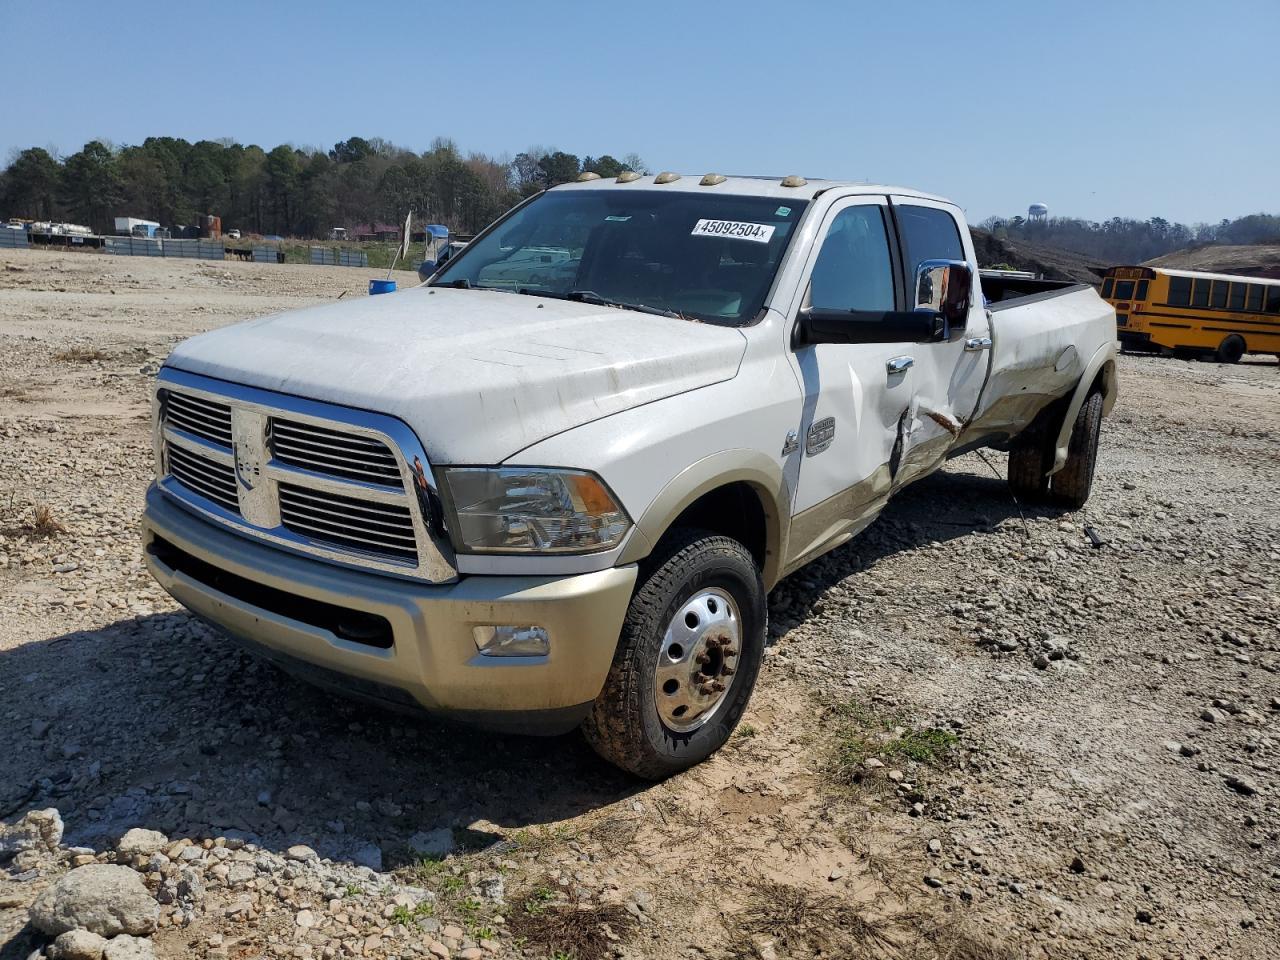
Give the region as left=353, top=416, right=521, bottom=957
left=270, top=417, right=402, bottom=487
left=164, top=391, right=233, bottom=447
left=165, top=442, right=240, bottom=514
left=153, top=369, right=456, bottom=583
left=279, top=483, right=417, bottom=562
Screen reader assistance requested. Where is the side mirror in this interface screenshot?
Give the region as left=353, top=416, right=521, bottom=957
left=913, top=259, right=972, bottom=332
left=417, top=259, right=436, bottom=282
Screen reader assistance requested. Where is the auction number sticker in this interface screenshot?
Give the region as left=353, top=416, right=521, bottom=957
left=691, top=219, right=775, bottom=243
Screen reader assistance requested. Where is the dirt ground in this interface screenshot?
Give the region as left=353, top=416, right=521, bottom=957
left=1, top=249, right=1278, bottom=960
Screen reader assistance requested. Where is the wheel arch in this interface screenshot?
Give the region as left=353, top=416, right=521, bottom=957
left=618, top=451, right=789, bottom=589
left=1049, top=342, right=1117, bottom=475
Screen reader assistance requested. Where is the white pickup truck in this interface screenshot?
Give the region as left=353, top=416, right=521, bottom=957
left=142, top=174, right=1116, bottom=778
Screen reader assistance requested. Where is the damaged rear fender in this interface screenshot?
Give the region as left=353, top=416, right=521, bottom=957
left=1048, top=342, right=1118, bottom=475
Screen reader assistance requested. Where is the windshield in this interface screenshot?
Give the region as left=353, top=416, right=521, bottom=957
left=431, top=189, right=808, bottom=325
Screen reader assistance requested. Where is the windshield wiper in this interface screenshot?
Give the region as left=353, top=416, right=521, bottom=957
left=429, top=277, right=472, bottom=289
left=565, top=290, right=683, bottom=320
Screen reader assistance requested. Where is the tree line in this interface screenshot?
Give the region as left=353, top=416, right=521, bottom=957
left=979, top=212, right=1280, bottom=265
left=0, top=136, right=647, bottom=238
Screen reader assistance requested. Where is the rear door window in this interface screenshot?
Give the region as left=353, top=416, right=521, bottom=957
left=1114, top=280, right=1135, bottom=300
left=896, top=205, right=965, bottom=283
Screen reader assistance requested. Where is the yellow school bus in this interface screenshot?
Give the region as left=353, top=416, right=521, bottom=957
left=1101, top=266, right=1280, bottom=362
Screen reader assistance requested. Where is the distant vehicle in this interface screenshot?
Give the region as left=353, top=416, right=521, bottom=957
left=115, top=217, right=160, bottom=238
left=226, top=229, right=241, bottom=240
left=1102, top=265, right=1280, bottom=362
left=329, top=227, right=348, bottom=241
left=143, top=174, right=1118, bottom=778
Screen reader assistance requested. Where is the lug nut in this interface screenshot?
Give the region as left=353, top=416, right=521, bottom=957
left=721, top=667, right=735, bottom=676
left=699, top=684, right=715, bottom=695
left=712, top=681, right=725, bottom=693
left=695, top=653, right=710, bottom=665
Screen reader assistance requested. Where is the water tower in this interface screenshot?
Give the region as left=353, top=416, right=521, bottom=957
left=1028, top=202, right=1049, bottom=222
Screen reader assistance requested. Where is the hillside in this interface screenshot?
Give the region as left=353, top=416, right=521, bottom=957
left=969, top=228, right=1106, bottom=284
left=1144, top=243, right=1280, bottom=279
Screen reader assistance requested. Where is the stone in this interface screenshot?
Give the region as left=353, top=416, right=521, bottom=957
left=297, top=909, right=316, bottom=928
left=407, top=829, right=455, bottom=859
left=1225, top=774, right=1258, bottom=797
left=927, top=839, right=942, bottom=855
left=1032, top=653, right=1051, bottom=670
left=49, top=929, right=108, bottom=960
left=476, top=875, right=505, bottom=903
left=285, top=845, right=318, bottom=862
left=426, top=942, right=450, bottom=959
left=29, top=864, right=160, bottom=937
left=116, top=829, right=169, bottom=858
left=102, top=936, right=157, bottom=960
left=0, top=808, right=65, bottom=862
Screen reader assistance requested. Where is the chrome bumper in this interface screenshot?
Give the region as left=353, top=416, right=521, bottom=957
left=142, top=485, right=636, bottom=734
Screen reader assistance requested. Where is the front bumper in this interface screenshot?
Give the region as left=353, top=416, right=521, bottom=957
left=142, top=485, right=636, bottom=734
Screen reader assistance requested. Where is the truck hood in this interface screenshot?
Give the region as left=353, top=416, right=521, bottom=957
left=165, top=286, right=747, bottom=463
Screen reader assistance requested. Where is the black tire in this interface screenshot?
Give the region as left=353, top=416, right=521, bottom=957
left=1215, top=335, right=1245, bottom=364
left=1051, top=390, right=1103, bottom=509
left=582, top=529, right=766, bottom=780
left=1008, top=435, right=1051, bottom=502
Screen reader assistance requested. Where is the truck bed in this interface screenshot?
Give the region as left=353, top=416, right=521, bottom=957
left=964, top=282, right=1116, bottom=446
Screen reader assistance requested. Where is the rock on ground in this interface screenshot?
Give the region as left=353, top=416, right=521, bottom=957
left=115, top=828, right=168, bottom=858
left=29, top=864, right=159, bottom=938
left=49, top=929, right=109, bottom=960
left=0, top=808, right=64, bottom=861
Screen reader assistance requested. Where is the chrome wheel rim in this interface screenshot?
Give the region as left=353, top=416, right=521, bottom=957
left=654, top=587, right=741, bottom=732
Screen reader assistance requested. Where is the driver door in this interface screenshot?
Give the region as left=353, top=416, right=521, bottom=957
left=786, top=197, right=918, bottom=568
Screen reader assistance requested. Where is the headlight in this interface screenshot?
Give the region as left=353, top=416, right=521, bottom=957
left=438, top=467, right=630, bottom=554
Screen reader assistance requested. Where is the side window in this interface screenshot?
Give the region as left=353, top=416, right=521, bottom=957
left=1101, top=278, right=1114, bottom=298
left=1211, top=280, right=1229, bottom=309
left=1229, top=283, right=1246, bottom=311
left=1135, top=279, right=1149, bottom=301
left=808, top=206, right=895, bottom=313
left=897, top=205, right=965, bottom=282
left=1246, top=285, right=1264, bottom=312
left=1192, top=278, right=1211, bottom=308
left=1266, top=287, right=1280, bottom=314
left=1167, top=276, right=1191, bottom=305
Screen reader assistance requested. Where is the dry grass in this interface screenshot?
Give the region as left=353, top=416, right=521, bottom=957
left=3, top=502, right=66, bottom=539
left=727, top=881, right=1021, bottom=960
left=505, top=883, right=637, bottom=960
left=54, top=345, right=111, bottom=363
left=729, top=881, right=899, bottom=959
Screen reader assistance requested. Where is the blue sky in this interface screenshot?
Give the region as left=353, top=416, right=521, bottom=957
left=3, top=0, right=1277, bottom=224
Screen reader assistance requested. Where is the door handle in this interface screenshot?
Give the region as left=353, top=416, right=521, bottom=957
left=964, top=337, right=993, bottom=352
left=886, top=356, right=914, bottom=375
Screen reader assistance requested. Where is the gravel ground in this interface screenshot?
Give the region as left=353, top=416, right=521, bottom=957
left=1, top=249, right=1278, bottom=960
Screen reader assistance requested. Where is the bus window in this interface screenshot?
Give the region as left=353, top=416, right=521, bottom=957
left=1210, top=280, right=1229, bottom=309
left=1136, top=279, right=1149, bottom=301
left=1115, top=280, right=1135, bottom=300
left=1247, top=285, right=1264, bottom=312
left=1192, top=279, right=1211, bottom=307
left=1266, top=287, right=1280, bottom=314
left=1101, top=278, right=1114, bottom=298
left=1168, top=276, right=1191, bottom=306
left=1229, top=283, right=1246, bottom=310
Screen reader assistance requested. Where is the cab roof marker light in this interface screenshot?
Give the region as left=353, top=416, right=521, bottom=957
left=654, top=172, right=681, bottom=184
left=576, top=171, right=602, bottom=182
left=780, top=175, right=808, bottom=188
left=700, top=173, right=727, bottom=186
left=616, top=170, right=642, bottom=183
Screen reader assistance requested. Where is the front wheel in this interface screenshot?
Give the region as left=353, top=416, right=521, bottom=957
left=582, top=529, right=766, bottom=779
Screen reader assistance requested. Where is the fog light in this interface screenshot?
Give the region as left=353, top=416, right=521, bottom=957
left=473, top=625, right=550, bottom=657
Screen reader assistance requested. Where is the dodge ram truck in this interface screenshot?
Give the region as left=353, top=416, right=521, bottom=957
left=142, top=173, right=1117, bottom=778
